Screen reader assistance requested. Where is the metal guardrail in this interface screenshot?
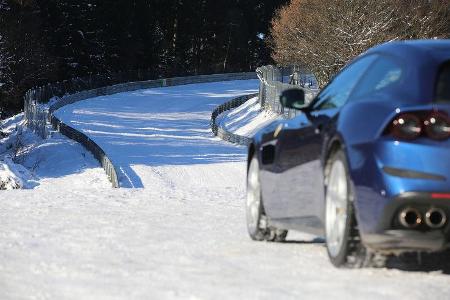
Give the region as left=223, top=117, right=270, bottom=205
left=256, top=65, right=317, bottom=119
left=210, top=66, right=319, bottom=148
left=211, top=93, right=258, bottom=146
left=25, top=71, right=258, bottom=138
left=25, top=71, right=257, bottom=188
left=48, top=73, right=256, bottom=115
left=51, top=115, right=120, bottom=188
left=24, top=70, right=158, bottom=133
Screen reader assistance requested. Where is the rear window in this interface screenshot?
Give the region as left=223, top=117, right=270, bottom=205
left=436, top=61, right=450, bottom=103
left=352, top=56, right=403, bottom=99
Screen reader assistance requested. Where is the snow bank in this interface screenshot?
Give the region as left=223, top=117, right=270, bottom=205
left=0, top=114, right=36, bottom=189
left=0, top=155, right=36, bottom=190
left=0, top=113, right=23, bottom=136
left=217, top=96, right=281, bottom=137
left=0, top=114, right=110, bottom=190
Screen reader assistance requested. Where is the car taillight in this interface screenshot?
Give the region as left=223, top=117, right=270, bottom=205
left=424, top=112, right=450, bottom=140
left=390, top=113, right=422, bottom=140
left=387, top=111, right=450, bottom=141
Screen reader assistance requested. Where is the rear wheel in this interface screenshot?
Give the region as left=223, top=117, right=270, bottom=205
left=246, top=156, right=287, bottom=242
left=325, top=149, right=384, bottom=268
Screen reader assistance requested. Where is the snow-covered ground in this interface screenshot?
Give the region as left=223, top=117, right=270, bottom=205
left=1, top=80, right=450, bottom=299
left=54, top=80, right=259, bottom=188
left=0, top=114, right=110, bottom=190
left=217, top=96, right=280, bottom=137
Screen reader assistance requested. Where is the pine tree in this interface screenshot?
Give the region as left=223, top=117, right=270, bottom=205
left=0, top=0, right=289, bottom=117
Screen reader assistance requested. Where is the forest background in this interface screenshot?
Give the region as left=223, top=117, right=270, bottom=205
left=0, top=0, right=449, bottom=118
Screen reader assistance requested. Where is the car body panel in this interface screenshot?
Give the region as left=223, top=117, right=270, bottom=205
left=249, top=40, right=450, bottom=251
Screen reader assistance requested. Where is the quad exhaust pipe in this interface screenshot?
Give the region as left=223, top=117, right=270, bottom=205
left=425, top=207, right=447, bottom=229
left=399, top=207, right=447, bottom=229
left=399, top=208, right=422, bottom=229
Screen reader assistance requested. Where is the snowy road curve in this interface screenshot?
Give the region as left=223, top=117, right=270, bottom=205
left=1, top=80, right=450, bottom=299
left=55, top=80, right=260, bottom=188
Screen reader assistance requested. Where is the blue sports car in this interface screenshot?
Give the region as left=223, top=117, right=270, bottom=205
left=246, top=40, right=450, bottom=268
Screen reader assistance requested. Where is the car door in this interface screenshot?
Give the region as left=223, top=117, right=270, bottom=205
left=262, top=54, right=378, bottom=232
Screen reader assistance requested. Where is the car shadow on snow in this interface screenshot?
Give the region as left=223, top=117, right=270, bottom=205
left=385, top=250, right=450, bottom=274
left=282, top=237, right=325, bottom=244
left=282, top=234, right=450, bottom=274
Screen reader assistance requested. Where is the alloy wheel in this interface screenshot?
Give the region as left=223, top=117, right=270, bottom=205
left=247, top=158, right=262, bottom=235
left=326, top=159, right=349, bottom=258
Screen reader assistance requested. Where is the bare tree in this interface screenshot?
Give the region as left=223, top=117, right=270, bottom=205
left=270, top=0, right=450, bottom=86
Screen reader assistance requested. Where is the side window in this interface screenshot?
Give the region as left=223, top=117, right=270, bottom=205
left=435, top=61, right=450, bottom=103
left=312, top=55, right=377, bottom=111
left=352, top=56, right=404, bottom=98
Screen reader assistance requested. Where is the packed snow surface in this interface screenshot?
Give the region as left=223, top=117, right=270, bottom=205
left=1, top=80, right=450, bottom=299
left=55, top=80, right=260, bottom=188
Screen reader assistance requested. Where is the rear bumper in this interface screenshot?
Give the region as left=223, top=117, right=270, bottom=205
left=349, top=137, right=450, bottom=252
left=356, top=191, right=450, bottom=252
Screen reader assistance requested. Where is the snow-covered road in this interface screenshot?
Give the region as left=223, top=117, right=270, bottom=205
left=1, top=80, right=450, bottom=299
left=54, top=80, right=259, bottom=188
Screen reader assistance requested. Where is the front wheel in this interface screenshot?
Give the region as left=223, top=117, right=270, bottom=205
left=246, top=156, right=287, bottom=242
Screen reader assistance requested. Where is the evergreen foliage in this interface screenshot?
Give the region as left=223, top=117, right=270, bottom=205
left=0, top=0, right=287, bottom=117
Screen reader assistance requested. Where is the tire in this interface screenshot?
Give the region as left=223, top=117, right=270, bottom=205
left=325, top=149, right=383, bottom=268
left=246, top=156, right=287, bottom=242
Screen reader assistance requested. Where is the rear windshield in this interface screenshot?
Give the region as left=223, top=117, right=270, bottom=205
left=436, top=61, right=450, bottom=103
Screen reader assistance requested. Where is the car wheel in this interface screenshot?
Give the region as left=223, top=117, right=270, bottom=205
left=325, top=149, right=381, bottom=268
left=247, top=156, right=287, bottom=242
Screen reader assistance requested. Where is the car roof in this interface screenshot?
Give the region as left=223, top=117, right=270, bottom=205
left=365, top=39, right=450, bottom=65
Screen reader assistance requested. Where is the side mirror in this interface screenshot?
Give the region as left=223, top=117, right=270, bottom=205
left=280, top=88, right=306, bottom=110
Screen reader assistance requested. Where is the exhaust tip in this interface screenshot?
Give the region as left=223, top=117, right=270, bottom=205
left=425, top=208, right=447, bottom=229
left=399, top=208, right=422, bottom=229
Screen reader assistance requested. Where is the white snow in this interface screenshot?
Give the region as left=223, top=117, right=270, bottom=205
left=0, top=114, right=110, bottom=190
left=1, top=80, right=450, bottom=299
left=54, top=80, right=259, bottom=188
left=217, top=96, right=281, bottom=137
left=0, top=155, right=36, bottom=189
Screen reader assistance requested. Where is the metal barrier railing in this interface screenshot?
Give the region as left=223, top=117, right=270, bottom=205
left=25, top=71, right=257, bottom=187
left=256, top=65, right=317, bottom=119
left=211, top=93, right=258, bottom=146
left=51, top=115, right=120, bottom=188
left=24, top=70, right=159, bottom=131
left=24, top=71, right=257, bottom=136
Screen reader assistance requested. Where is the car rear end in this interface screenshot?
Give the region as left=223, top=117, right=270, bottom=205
left=355, top=58, right=450, bottom=253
